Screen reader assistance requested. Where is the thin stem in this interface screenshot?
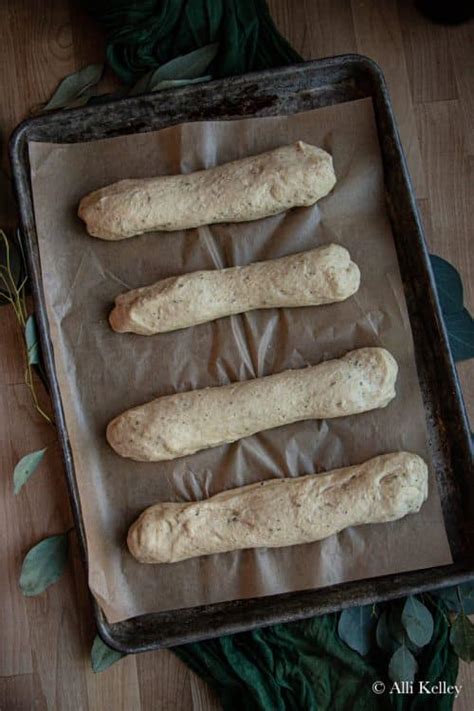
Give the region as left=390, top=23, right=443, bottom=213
left=16, top=274, right=28, bottom=293
left=25, top=360, right=52, bottom=424
left=5, top=233, right=12, bottom=280
left=16, top=228, right=27, bottom=267
left=19, top=289, right=27, bottom=325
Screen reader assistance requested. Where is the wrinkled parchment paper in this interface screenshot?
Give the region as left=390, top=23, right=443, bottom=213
left=28, top=98, right=452, bottom=623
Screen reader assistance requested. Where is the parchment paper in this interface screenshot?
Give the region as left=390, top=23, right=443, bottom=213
left=28, top=98, right=452, bottom=623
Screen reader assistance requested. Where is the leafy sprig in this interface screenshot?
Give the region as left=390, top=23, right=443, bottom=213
left=38, top=44, right=218, bottom=113
left=0, top=230, right=51, bottom=423
left=337, top=585, right=474, bottom=682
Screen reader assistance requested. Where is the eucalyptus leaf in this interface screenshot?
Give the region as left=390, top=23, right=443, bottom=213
left=450, top=613, right=474, bottom=662
left=337, top=605, right=376, bottom=656
left=430, top=254, right=474, bottom=362
left=65, top=91, right=97, bottom=109
left=433, top=583, right=474, bottom=614
left=388, top=606, right=405, bottom=645
left=444, top=310, right=474, bottom=362
left=432, top=586, right=459, bottom=609
left=401, top=597, right=434, bottom=648
left=457, top=580, right=474, bottom=615
left=19, top=533, right=69, bottom=596
left=151, top=75, right=212, bottom=92
left=151, top=43, right=218, bottom=82
left=430, top=254, right=463, bottom=316
left=91, top=634, right=125, bottom=672
left=44, top=64, right=104, bottom=111
left=376, top=610, right=399, bottom=655
left=388, top=644, right=418, bottom=683
left=128, top=44, right=217, bottom=97
left=13, top=447, right=47, bottom=495
left=388, top=606, right=421, bottom=654
left=25, top=314, right=39, bottom=365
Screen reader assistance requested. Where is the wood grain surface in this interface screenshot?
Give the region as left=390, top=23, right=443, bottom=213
left=0, top=1, right=472, bottom=709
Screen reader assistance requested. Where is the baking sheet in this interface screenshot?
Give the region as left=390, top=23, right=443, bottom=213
left=28, top=98, right=452, bottom=623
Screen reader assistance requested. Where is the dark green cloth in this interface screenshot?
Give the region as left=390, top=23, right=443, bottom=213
left=175, top=603, right=458, bottom=711
left=82, top=0, right=302, bottom=84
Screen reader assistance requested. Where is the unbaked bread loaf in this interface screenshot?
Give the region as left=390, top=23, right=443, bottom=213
left=78, top=141, right=336, bottom=240
left=109, top=244, right=360, bottom=335
left=127, top=452, right=428, bottom=563
left=107, top=347, right=398, bottom=462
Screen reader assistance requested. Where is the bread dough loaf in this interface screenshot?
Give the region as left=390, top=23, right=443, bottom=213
left=109, top=244, right=360, bottom=335
left=127, top=452, right=428, bottom=563
left=78, top=141, right=336, bottom=240
left=107, top=347, right=398, bottom=462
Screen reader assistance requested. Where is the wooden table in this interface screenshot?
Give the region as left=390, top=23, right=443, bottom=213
left=1, top=2, right=472, bottom=709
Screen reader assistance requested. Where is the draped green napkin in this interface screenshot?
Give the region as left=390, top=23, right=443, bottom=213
left=82, top=0, right=301, bottom=84
left=174, top=601, right=458, bottom=711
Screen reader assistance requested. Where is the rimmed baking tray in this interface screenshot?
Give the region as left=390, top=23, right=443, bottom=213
left=10, top=55, right=473, bottom=653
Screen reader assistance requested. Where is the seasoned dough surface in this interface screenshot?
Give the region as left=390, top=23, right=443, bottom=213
left=109, top=244, right=360, bottom=335
left=78, top=141, right=336, bottom=240
left=127, top=452, right=429, bottom=563
left=107, top=347, right=398, bottom=462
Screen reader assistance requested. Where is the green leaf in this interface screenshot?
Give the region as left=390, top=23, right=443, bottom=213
left=432, top=583, right=474, bottom=614
left=387, top=606, right=405, bottom=646
left=430, top=254, right=474, bottom=362
left=25, top=314, right=39, bottom=365
left=337, top=605, right=375, bottom=656
left=151, top=75, right=212, bottom=92
left=432, top=585, right=461, bottom=611
left=430, top=254, right=463, bottom=316
left=387, top=605, right=421, bottom=654
left=91, top=635, right=125, bottom=673
left=151, top=43, right=218, bottom=82
left=450, top=613, right=474, bottom=662
left=129, top=44, right=218, bottom=96
left=444, top=309, right=474, bottom=362
left=388, top=644, right=418, bottom=683
left=19, top=534, right=69, bottom=596
left=13, top=447, right=47, bottom=495
left=455, top=583, right=474, bottom=614
left=401, top=597, right=434, bottom=648
left=65, top=92, right=96, bottom=109
left=44, top=64, right=104, bottom=111
left=376, top=610, right=399, bottom=655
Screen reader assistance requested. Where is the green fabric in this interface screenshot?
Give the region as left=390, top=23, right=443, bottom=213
left=174, top=603, right=458, bottom=711
left=82, top=0, right=302, bottom=84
